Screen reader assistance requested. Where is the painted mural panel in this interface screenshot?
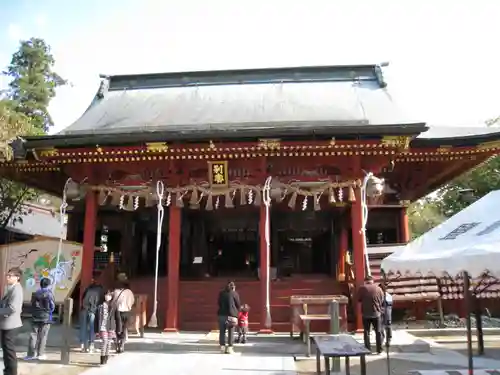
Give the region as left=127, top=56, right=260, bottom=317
left=2, top=237, right=83, bottom=303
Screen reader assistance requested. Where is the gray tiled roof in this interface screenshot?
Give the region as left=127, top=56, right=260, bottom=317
left=418, top=126, right=500, bottom=139
left=59, top=65, right=419, bottom=136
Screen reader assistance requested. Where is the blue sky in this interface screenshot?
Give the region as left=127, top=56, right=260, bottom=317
left=1, top=0, right=499, bottom=134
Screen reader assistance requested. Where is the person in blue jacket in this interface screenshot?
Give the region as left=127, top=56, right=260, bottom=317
left=26, top=277, right=55, bottom=360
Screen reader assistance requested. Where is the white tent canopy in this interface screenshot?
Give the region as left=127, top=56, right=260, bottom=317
left=381, top=190, right=500, bottom=279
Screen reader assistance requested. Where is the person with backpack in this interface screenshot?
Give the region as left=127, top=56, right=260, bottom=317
left=80, top=278, right=104, bottom=353
left=25, top=278, right=55, bottom=360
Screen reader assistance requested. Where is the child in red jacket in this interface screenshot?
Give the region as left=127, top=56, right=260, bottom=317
left=236, top=304, right=250, bottom=344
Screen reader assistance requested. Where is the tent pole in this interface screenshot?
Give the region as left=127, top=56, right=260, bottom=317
left=463, top=271, right=474, bottom=374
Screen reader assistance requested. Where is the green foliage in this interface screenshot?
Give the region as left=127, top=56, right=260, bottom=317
left=3, top=37, right=66, bottom=132
left=436, top=156, right=500, bottom=218
left=0, top=37, right=64, bottom=231
left=408, top=198, right=446, bottom=239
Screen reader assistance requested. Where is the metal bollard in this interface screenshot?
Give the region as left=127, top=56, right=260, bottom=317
left=329, top=301, right=340, bottom=372
left=61, top=298, right=73, bottom=365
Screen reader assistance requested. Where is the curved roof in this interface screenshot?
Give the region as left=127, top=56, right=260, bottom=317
left=59, top=65, right=420, bottom=137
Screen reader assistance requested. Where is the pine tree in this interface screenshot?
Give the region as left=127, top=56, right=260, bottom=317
left=3, top=37, right=66, bottom=132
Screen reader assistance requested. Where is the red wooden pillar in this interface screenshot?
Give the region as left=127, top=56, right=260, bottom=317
left=165, top=204, right=181, bottom=332
left=337, top=218, right=348, bottom=281
left=259, top=204, right=273, bottom=333
left=399, top=207, right=410, bottom=243
left=80, top=191, right=98, bottom=303
left=351, top=188, right=365, bottom=331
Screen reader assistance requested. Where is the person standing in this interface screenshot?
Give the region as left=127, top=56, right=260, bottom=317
left=380, top=283, right=393, bottom=346
left=0, top=268, right=23, bottom=375
left=113, top=281, right=135, bottom=353
left=217, top=281, right=240, bottom=354
left=357, top=276, right=384, bottom=354
left=25, top=277, right=55, bottom=360
left=80, top=278, right=104, bottom=352
left=98, top=291, right=119, bottom=365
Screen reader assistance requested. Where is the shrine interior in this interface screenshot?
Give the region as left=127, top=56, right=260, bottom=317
left=68, top=203, right=403, bottom=280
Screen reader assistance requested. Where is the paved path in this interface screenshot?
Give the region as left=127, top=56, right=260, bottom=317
left=80, top=352, right=296, bottom=375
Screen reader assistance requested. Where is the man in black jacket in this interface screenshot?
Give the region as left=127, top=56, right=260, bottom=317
left=217, top=281, right=240, bottom=354
left=26, top=277, right=54, bottom=360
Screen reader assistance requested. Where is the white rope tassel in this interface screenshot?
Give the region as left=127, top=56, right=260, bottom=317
left=148, top=181, right=165, bottom=328
left=52, top=178, right=71, bottom=291
left=360, top=172, right=372, bottom=277
left=263, top=176, right=272, bottom=329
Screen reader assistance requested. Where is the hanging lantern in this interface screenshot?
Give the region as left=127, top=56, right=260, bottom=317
left=366, top=175, right=385, bottom=198
left=133, top=196, right=140, bottom=210
left=337, top=188, right=343, bottom=201
left=288, top=192, right=297, bottom=209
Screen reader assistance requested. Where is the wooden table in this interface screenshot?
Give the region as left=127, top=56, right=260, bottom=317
left=311, top=334, right=370, bottom=375
left=300, top=314, right=336, bottom=357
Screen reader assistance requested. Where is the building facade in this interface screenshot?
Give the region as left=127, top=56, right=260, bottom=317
left=2, top=64, right=500, bottom=331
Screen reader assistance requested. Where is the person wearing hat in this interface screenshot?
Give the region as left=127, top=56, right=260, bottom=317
left=0, top=268, right=24, bottom=375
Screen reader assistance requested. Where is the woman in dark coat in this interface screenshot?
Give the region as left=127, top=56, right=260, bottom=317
left=217, top=281, right=241, bottom=354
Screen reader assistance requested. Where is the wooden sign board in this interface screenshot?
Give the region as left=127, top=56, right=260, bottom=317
left=1, top=236, right=84, bottom=303
left=208, top=161, right=229, bottom=188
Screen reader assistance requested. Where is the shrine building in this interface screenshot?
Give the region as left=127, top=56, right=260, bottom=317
left=2, top=64, right=500, bottom=332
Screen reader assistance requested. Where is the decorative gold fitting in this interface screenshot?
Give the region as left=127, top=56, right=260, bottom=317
left=437, top=145, right=452, bottom=154
left=145, top=142, right=168, bottom=153
left=381, top=136, right=411, bottom=150
left=258, top=138, right=281, bottom=150
left=38, top=148, right=59, bottom=158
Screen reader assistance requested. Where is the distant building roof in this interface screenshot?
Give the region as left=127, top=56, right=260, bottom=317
left=57, top=64, right=424, bottom=139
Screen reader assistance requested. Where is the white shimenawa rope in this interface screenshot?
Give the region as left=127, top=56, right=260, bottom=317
left=148, top=180, right=165, bottom=327
left=262, top=176, right=272, bottom=328
left=52, top=178, right=72, bottom=291
left=360, top=172, right=372, bottom=277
